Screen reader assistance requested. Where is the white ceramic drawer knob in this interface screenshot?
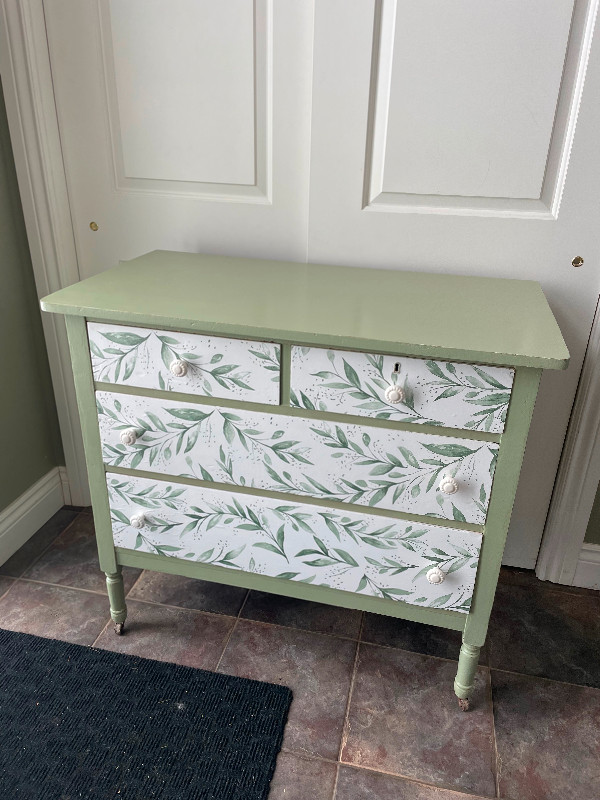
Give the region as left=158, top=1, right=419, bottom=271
left=129, top=512, right=146, bottom=529
left=384, top=384, right=405, bottom=404
left=169, top=359, right=188, bottom=377
left=439, top=475, right=459, bottom=495
left=426, top=566, right=446, bottom=585
left=119, top=428, right=138, bottom=446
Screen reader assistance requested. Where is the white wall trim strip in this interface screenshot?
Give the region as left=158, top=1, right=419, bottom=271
left=572, top=543, right=600, bottom=590
left=536, top=296, right=600, bottom=583
left=0, top=468, right=66, bottom=566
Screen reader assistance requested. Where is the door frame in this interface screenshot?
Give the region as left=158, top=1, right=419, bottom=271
left=0, top=0, right=88, bottom=504
left=536, top=296, right=600, bottom=586
left=3, top=0, right=600, bottom=565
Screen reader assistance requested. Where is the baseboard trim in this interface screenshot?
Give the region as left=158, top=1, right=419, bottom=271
left=572, top=543, right=600, bottom=590
left=0, top=468, right=66, bottom=566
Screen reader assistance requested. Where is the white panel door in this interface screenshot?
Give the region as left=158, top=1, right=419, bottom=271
left=43, top=0, right=314, bottom=276
left=308, top=0, right=600, bottom=567
left=37, top=0, right=600, bottom=567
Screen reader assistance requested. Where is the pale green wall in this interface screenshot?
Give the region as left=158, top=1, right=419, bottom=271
left=0, top=79, right=63, bottom=511
left=584, top=482, right=600, bottom=546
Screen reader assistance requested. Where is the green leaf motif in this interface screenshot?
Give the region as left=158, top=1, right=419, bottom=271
left=101, top=331, right=146, bottom=346
left=422, top=443, right=477, bottom=459
left=167, top=408, right=210, bottom=422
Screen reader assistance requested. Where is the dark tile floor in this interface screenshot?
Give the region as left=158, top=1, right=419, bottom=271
left=1, top=509, right=599, bottom=799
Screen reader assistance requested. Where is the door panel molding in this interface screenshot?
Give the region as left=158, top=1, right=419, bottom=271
left=363, top=0, right=598, bottom=219
left=98, top=0, right=273, bottom=202
left=0, top=0, right=89, bottom=504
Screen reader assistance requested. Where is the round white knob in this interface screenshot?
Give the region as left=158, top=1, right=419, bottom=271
left=439, top=475, right=459, bottom=495
left=169, top=359, right=188, bottom=377
left=384, top=384, right=405, bottom=404
left=426, top=567, right=446, bottom=585
left=119, top=428, right=137, bottom=446
left=129, top=512, right=145, bottom=529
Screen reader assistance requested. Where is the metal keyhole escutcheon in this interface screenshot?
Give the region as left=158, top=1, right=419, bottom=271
left=89, top=221, right=99, bottom=231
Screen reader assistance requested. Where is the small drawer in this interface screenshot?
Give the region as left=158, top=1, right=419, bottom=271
left=291, top=346, right=514, bottom=433
left=88, top=322, right=280, bottom=405
left=97, top=391, right=498, bottom=524
left=108, top=473, right=482, bottom=613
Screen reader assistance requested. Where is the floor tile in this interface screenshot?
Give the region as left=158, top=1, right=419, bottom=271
left=23, top=513, right=140, bottom=594
left=0, top=508, right=79, bottom=577
left=217, top=619, right=357, bottom=761
left=492, top=670, right=600, bottom=800
left=241, top=590, right=362, bottom=638
left=336, top=765, right=491, bottom=799
left=127, top=570, right=247, bottom=616
left=0, top=576, right=15, bottom=599
left=487, top=583, right=600, bottom=687
left=93, top=599, right=235, bottom=670
left=341, top=644, right=496, bottom=797
left=499, top=566, right=599, bottom=597
left=362, top=613, right=485, bottom=663
left=268, top=753, right=336, bottom=800
left=0, top=581, right=110, bottom=645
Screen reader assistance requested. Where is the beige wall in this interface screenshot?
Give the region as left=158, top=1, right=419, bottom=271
left=0, top=79, right=63, bottom=511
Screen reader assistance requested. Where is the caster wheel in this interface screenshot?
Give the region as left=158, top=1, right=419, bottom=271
left=114, top=622, right=125, bottom=636
left=458, top=697, right=470, bottom=712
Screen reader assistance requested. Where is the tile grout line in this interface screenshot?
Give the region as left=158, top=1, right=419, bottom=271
left=487, top=666, right=501, bottom=798
left=214, top=590, right=250, bottom=671
left=489, top=665, right=600, bottom=692
left=124, top=568, right=145, bottom=600
left=282, top=747, right=498, bottom=800
left=331, top=763, right=340, bottom=800
left=336, top=612, right=364, bottom=766
left=91, top=618, right=113, bottom=649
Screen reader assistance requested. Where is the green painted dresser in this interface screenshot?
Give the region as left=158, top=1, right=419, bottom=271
left=41, top=250, right=569, bottom=710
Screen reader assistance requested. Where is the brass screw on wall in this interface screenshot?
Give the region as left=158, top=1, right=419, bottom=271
left=572, top=256, right=584, bottom=267
left=89, top=221, right=99, bottom=231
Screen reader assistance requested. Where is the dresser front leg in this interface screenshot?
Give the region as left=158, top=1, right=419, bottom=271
left=105, top=568, right=127, bottom=635
left=454, top=640, right=481, bottom=711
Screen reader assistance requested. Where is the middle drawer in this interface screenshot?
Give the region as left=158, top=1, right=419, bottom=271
left=97, top=391, right=498, bottom=524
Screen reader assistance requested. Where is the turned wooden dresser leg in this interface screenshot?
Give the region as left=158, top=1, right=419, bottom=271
left=105, top=568, right=127, bottom=635
left=454, top=640, right=481, bottom=711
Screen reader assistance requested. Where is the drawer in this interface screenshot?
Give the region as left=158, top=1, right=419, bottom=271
left=107, top=473, right=482, bottom=613
left=88, top=322, right=280, bottom=405
left=97, top=391, right=498, bottom=524
left=291, top=346, right=514, bottom=433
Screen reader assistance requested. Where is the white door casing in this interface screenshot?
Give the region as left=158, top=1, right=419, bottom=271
left=2, top=0, right=599, bottom=568
left=307, top=0, right=600, bottom=567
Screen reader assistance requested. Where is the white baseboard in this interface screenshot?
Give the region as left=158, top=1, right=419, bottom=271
left=58, top=466, right=72, bottom=506
left=0, top=467, right=66, bottom=566
left=572, top=543, right=600, bottom=590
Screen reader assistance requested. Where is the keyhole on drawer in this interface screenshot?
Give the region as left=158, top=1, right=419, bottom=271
left=393, top=362, right=401, bottom=373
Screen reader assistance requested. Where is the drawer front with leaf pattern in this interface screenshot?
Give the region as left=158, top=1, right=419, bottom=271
left=88, top=322, right=280, bottom=404
left=97, top=391, right=498, bottom=524
left=291, top=346, right=514, bottom=433
left=108, top=473, right=482, bottom=613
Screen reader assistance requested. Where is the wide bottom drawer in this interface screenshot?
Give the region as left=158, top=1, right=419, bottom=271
left=107, top=473, right=482, bottom=614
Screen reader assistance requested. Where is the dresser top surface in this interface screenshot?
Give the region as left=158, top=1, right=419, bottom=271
left=41, top=250, right=569, bottom=369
